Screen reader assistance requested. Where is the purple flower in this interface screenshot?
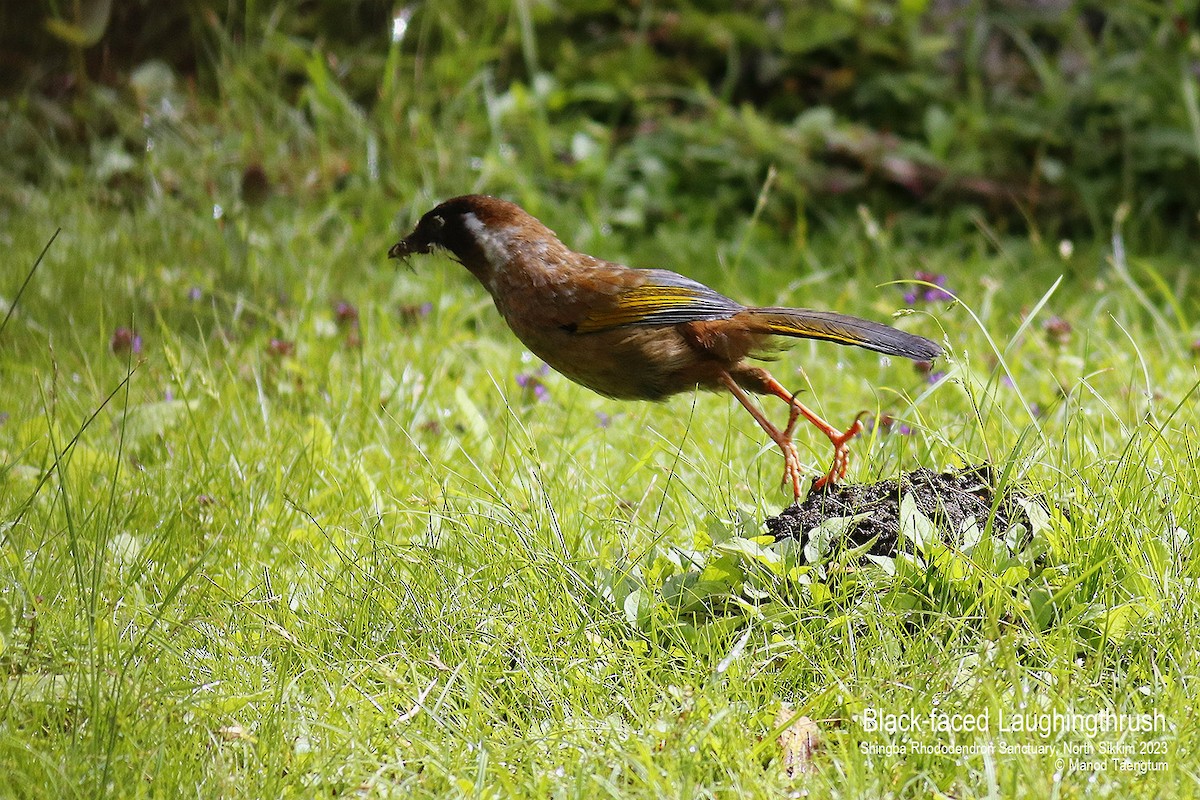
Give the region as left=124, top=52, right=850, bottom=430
left=187, top=286, right=203, bottom=302
left=904, top=270, right=953, bottom=305
left=596, top=411, right=612, bottom=428
left=333, top=300, right=359, bottom=328
left=111, top=327, right=143, bottom=356
left=399, top=302, right=434, bottom=325
left=516, top=364, right=551, bottom=401
left=267, top=338, right=295, bottom=357
left=927, top=370, right=946, bottom=384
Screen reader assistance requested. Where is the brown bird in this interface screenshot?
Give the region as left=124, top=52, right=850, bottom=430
left=389, top=195, right=941, bottom=498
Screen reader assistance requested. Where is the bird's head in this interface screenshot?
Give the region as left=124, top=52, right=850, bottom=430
left=388, top=195, right=561, bottom=280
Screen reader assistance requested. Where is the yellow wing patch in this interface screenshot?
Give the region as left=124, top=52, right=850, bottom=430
left=575, top=285, right=708, bottom=333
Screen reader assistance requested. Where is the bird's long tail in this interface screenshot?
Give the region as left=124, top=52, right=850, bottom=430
left=740, top=306, right=943, bottom=362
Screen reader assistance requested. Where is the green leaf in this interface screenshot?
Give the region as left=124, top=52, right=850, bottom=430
left=1029, top=586, right=1056, bottom=630
left=864, top=554, right=896, bottom=575
left=1015, top=497, right=1051, bottom=535
left=807, top=581, right=832, bottom=604
left=1100, top=603, right=1147, bottom=640
left=623, top=588, right=643, bottom=628
left=706, top=516, right=736, bottom=545
left=958, top=516, right=984, bottom=552
left=714, top=536, right=781, bottom=569
left=899, top=494, right=939, bottom=554
left=802, top=512, right=870, bottom=563
left=699, top=554, right=744, bottom=587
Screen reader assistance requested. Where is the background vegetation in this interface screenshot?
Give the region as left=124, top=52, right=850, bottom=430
left=7, top=1, right=1200, bottom=244
left=1, top=1, right=1198, bottom=797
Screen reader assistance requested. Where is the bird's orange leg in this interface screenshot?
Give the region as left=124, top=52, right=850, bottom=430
left=759, top=373, right=867, bottom=491
left=720, top=370, right=867, bottom=496
left=718, top=372, right=806, bottom=498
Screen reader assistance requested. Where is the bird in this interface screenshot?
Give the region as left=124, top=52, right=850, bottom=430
left=388, top=195, right=942, bottom=499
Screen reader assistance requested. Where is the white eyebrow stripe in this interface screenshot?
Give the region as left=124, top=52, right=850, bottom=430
left=462, top=212, right=514, bottom=271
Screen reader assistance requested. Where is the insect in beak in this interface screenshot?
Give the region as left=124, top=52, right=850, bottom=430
left=388, top=237, right=428, bottom=270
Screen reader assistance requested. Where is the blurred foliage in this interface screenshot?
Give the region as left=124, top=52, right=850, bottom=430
left=4, top=0, right=1200, bottom=247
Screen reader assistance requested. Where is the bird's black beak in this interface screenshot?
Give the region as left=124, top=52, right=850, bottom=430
left=388, top=235, right=433, bottom=272
left=388, top=237, right=420, bottom=259
left=390, top=211, right=443, bottom=262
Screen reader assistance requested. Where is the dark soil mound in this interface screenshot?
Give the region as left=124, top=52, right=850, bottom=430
left=765, top=464, right=1037, bottom=560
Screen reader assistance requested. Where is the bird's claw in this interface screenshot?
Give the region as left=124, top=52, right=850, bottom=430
left=809, top=412, right=868, bottom=493
left=778, top=439, right=805, bottom=499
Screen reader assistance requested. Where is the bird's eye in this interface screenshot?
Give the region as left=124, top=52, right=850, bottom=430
left=430, top=214, right=445, bottom=230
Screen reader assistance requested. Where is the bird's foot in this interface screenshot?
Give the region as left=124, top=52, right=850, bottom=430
left=777, top=438, right=806, bottom=500
left=810, top=412, right=868, bottom=492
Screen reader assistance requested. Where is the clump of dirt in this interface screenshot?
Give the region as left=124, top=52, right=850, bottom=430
left=765, top=464, right=1039, bottom=560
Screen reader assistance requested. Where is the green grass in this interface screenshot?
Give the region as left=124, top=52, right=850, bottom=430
left=3, top=9, right=1200, bottom=797
left=3, top=175, right=1197, bottom=798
